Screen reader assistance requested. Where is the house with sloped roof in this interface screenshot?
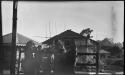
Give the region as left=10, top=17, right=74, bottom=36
left=2, top=33, right=39, bottom=71
left=42, top=29, right=99, bottom=72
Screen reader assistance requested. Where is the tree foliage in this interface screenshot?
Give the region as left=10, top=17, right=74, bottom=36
left=97, top=38, right=123, bottom=56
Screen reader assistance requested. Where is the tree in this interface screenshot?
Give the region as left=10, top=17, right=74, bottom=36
left=100, top=38, right=114, bottom=47
left=108, top=45, right=122, bottom=56
left=80, top=28, right=93, bottom=39
left=97, top=38, right=123, bottom=57
left=114, top=42, right=123, bottom=49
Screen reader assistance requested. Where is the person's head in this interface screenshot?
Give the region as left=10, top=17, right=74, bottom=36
left=26, top=40, right=35, bottom=48
left=37, top=45, right=42, bottom=50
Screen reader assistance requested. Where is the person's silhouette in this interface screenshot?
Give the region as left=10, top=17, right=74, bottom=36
left=23, top=41, right=36, bottom=75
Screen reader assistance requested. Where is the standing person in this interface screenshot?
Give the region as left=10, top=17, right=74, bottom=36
left=42, top=48, right=52, bottom=75
left=62, top=40, right=76, bottom=75
left=52, top=40, right=66, bottom=75
left=34, top=45, right=42, bottom=75
left=23, top=41, right=36, bottom=75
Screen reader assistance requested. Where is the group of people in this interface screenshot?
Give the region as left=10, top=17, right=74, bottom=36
left=22, top=41, right=52, bottom=75
left=22, top=40, right=76, bottom=75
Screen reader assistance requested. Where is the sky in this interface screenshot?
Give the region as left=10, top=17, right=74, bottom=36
left=2, top=1, right=124, bottom=43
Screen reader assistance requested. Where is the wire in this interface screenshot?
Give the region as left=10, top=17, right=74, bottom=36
left=49, top=20, right=51, bottom=38
left=55, top=20, right=57, bottom=35
left=45, top=23, right=48, bottom=40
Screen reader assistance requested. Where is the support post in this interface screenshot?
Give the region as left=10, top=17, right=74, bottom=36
left=96, top=44, right=99, bottom=75
left=10, top=0, right=18, bottom=75
left=0, top=0, right=3, bottom=74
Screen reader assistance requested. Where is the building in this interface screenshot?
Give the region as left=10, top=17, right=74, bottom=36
left=42, top=29, right=99, bottom=73
left=2, top=33, right=39, bottom=73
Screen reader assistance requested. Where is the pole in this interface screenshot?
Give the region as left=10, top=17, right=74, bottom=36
left=96, top=43, right=99, bottom=75
left=0, top=0, right=3, bottom=74
left=10, top=0, right=18, bottom=75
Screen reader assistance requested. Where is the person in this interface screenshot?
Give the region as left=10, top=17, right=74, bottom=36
left=34, top=45, right=42, bottom=75
left=41, top=48, right=52, bottom=75
left=60, top=40, right=76, bottom=75
left=23, top=41, right=37, bottom=75
left=35, top=46, right=52, bottom=75
left=52, top=40, right=66, bottom=75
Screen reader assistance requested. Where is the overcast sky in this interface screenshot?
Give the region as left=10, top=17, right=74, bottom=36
left=2, top=1, right=124, bottom=43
